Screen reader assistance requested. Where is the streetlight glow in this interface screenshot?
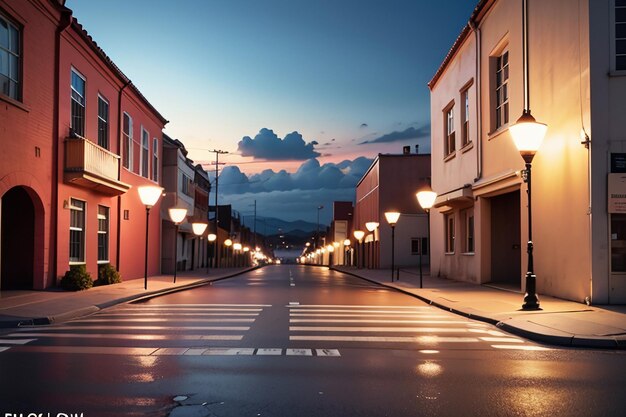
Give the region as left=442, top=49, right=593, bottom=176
left=416, top=190, right=437, bottom=211
left=137, top=185, right=163, bottom=208
left=208, top=233, right=217, bottom=242
left=384, top=212, right=400, bottom=225
left=365, top=222, right=379, bottom=232
left=192, top=222, right=208, bottom=236
left=168, top=207, right=188, bottom=224
left=353, top=230, right=365, bottom=241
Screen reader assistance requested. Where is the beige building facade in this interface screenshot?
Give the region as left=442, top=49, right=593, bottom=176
left=430, top=0, right=626, bottom=304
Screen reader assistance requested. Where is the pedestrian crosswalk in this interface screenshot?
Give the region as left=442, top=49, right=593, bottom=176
left=287, top=304, right=548, bottom=351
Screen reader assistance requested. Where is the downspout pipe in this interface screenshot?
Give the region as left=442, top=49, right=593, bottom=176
left=116, top=81, right=131, bottom=273
left=469, top=18, right=483, bottom=183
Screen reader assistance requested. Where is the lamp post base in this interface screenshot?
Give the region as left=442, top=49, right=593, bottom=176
left=522, top=271, right=541, bottom=310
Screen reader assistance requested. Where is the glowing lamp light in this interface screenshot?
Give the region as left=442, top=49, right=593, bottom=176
left=208, top=233, right=217, bottom=242
left=224, top=239, right=233, bottom=247
left=243, top=247, right=250, bottom=252
left=509, top=111, right=547, bottom=161
left=327, top=245, right=334, bottom=252
left=168, top=207, right=188, bottom=224
left=343, top=239, right=351, bottom=246
left=138, top=185, right=163, bottom=208
left=353, top=230, right=365, bottom=242
left=384, top=212, right=401, bottom=226
left=416, top=190, right=437, bottom=211
left=233, top=243, right=242, bottom=251
left=192, top=222, right=208, bottom=236
left=333, top=241, right=340, bottom=248
left=365, top=222, right=379, bottom=232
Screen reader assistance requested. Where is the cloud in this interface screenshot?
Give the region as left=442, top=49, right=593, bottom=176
left=359, top=125, right=430, bottom=144
left=237, top=128, right=321, bottom=160
left=217, top=157, right=373, bottom=195
left=360, top=123, right=368, bottom=128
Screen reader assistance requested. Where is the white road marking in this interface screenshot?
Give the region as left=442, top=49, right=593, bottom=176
left=288, top=309, right=437, bottom=314
left=289, top=302, right=300, bottom=306
left=289, top=319, right=473, bottom=324
left=0, top=347, right=10, bottom=353
left=491, top=345, right=551, bottom=351
left=96, top=312, right=260, bottom=317
left=0, top=339, right=36, bottom=345
left=289, top=313, right=449, bottom=318
left=256, top=348, right=283, bottom=355
left=290, top=326, right=477, bottom=333
left=73, top=318, right=256, bottom=323
left=24, top=326, right=250, bottom=331
left=153, top=347, right=189, bottom=355
left=203, top=348, right=255, bottom=356
left=133, top=304, right=272, bottom=307
left=287, top=305, right=430, bottom=309
left=315, top=349, right=341, bottom=357
left=9, top=333, right=244, bottom=341
left=291, top=335, right=480, bottom=343
left=184, top=348, right=208, bottom=356
left=479, top=337, right=525, bottom=343
left=114, top=308, right=264, bottom=312
left=286, top=348, right=312, bottom=356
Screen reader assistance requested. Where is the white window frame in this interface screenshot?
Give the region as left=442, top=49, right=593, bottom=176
left=461, top=208, right=475, bottom=254
left=141, top=127, right=149, bottom=178
left=69, top=198, right=86, bottom=264
left=444, top=104, right=455, bottom=158
left=0, top=12, right=21, bottom=101
left=494, top=50, right=509, bottom=130
left=97, top=205, right=109, bottom=264
left=122, top=112, right=133, bottom=171
left=97, top=94, right=109, bottom=149
left=445, top=212, right=455, bottom=254
left=70, top=68, right=86, bottom=137
left=612, top=0, right=626, bottom=74
left=152, top=137, right=159, bottom=182
left=460, top=86, right=471, bottom=148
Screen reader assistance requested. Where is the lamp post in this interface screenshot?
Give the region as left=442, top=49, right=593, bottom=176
left=343, top=239, right=351, bottom=266
left=233, top=242, right=242, bottom=267
left=384, top=212, right=400, bottom=282
left=192, top=222, right=208, bottom=275
left=168, top=207, right=188, bottom=283
left=417, top=189, right=437, bottom=289
left=365, top=222, right=379, bottom=268
left=224, top=238, right=233, bottom=267
left=327, top=244, right=335, bottom=266
left=509, top=0, right=548, bottom=311
left=353, top=230, right=365, bottom=268
left=207, top=233, right=217, bottom=273
left=138, top=185, right=164, bottom=290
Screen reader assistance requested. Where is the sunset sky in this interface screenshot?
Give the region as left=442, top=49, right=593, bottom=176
left=66, top=0, right=477, bottom=226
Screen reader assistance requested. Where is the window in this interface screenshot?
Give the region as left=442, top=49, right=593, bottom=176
left=70, top=69, right=86, bottom=137
left=122, top=113, right=133, bottom=170
left=0, top=13, right=20, bottom=100
left=152, top=138, right=159, bottom=182
left=616, top=0, right=626, bottom=70
left=461, top=88, right=470, bottom=147
left=411, top=238, right=429, bottom=255
left=97, top=206, right=109, bottom=263
left=98, top=95, right=109, bottom=149
left=445, top=213, right=455, bottom=253
left=182, top=173, right=192, bottom=196
left=495, top=51, right=509, bottom=130
left=69, top=199, right=85, bottom=263
left=141, top=127, right=149, bottom=177
left=444, top=105, right=455, bottom=157
left=462, top=208, right=475, bottom=253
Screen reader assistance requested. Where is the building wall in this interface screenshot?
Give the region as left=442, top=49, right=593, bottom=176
left=0, top=0, right=61, bottom=289
left=430, top=0, right=594, bottom=302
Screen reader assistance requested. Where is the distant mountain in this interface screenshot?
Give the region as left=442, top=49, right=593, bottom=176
left=254, top=217, right=323, bottom=235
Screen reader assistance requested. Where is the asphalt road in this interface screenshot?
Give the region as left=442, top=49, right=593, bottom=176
left=1, top=265, right=625, bottom=417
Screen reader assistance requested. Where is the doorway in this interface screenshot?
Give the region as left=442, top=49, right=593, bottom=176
left=1, top=187, right=35, bottom=290
left=490, top=191, right=521, bottom=288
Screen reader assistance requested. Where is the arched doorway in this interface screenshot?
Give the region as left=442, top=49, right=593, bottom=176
left=1, top=186, right=35, bottom=290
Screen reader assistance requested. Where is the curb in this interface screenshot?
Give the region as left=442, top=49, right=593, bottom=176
left=331, top=267, right=624, bottom=350
left=3, top=266, right=260, bottom=329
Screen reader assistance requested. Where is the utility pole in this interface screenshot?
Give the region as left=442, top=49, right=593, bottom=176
left=209, top=149, right=228, bottom=267
left=253, top=200, right=257, bottom=249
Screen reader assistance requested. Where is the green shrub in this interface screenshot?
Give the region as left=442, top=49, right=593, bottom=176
left=60, top=265, right=93, bottom=291
left=95, top=263, right=122, bottom=286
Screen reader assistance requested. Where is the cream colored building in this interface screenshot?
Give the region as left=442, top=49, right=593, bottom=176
left=429, top=0, right=626, bottom=304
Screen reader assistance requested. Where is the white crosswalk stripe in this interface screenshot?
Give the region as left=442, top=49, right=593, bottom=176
left=287, top=304, right=528, bottom=349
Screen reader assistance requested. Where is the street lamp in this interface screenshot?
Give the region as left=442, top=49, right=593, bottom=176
left=138, top=185, right=164, bottom=290
left=343, top=239, right=351, bottom=266
left=509, top=0, right=548, bottom=311
left=384, top=212, right=400, bottom=282
left=168, top=207, right=188, bottom=283
left=365, top=222, right=379, bottom=268
left=233, top=242, right=242, bottom=267
left=192, top=222, right=208, bottom=275
left=353, top=230, right=365, bottom=268
left=327, top=244, right=334, bottom=266
left=207, top=233, right=217, bottom=273
left=417, top=188, right=437, bottom=289
left=224, top=238, right=233, bottom=267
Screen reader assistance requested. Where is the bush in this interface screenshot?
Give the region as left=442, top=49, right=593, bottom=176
left=96, top=263, right=122, bottom=286
left=60, top=265, right=93, bottom=291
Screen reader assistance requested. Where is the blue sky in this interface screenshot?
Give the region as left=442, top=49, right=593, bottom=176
left=66, top=0, right=477, bottom=225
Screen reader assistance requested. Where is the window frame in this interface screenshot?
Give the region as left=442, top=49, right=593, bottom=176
left=70, top=68, right=86, bottom=137
left=461, top=208, right=475, bottom=254
left=152, top=137, right=159, bottom=182
left=141, top=127, right=149, bottom=178
left=460, top=84, right=471, bottom=148
left=443, top=102, right=455, bottom=158
left=0, top=12, right=21, bottom=101
left=122, top=112, right=133, bottom=171
left=97, top=94, right=109, bottom=149
left=494, top=50, right=509, bottom=131
left=97, top=205, right=109, bottom=264
left=612, top=0, right=626, bottom=74
left=69, top=198, right=86, bottom=264
left=445, top=212, right=455, bottom=254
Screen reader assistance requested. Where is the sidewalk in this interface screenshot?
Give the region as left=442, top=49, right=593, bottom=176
left=0, top=267, right=255, bottom=329
left=333, top=266, right=626, bottom=349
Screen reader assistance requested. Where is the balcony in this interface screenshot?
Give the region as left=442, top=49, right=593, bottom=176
left=64, top=136, right=131, bottom=196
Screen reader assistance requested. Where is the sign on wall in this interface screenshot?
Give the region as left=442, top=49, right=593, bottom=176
left=608, top=173, right=626, bottom=213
